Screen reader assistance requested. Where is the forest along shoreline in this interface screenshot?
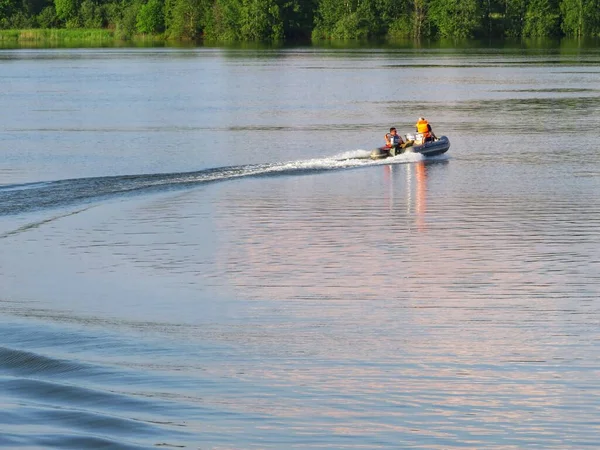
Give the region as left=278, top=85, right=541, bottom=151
left=1, top=0, right=599, bottom=46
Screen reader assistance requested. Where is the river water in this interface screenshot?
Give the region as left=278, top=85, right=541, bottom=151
left=1, top=44, right=599, bottom=449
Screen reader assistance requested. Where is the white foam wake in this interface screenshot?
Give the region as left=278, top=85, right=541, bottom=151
left=332, top=149, right=373, bottom=160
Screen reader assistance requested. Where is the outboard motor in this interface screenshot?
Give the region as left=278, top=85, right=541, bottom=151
left=370, top=147, right=390, bottom=159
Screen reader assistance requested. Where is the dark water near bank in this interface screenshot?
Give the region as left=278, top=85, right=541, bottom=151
left=1, top=45, right=599, bottom=449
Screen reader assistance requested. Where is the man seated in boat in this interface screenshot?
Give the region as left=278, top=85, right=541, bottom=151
left=385, top=127, right=404, bottom=149
left=415, top=117, right=437, bottom=143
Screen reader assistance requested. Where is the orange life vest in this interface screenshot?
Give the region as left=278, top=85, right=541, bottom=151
left=416, top=119, right=432, bottom=140
left=386, top=132, right=400, bottom=147
left=416, top=119, right=430, bottom=134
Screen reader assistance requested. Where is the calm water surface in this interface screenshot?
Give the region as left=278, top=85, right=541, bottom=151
left=1, top=45, right=599, bottom=449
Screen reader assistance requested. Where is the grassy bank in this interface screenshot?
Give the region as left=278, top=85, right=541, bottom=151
left=0, top=29, right=166, bottom=47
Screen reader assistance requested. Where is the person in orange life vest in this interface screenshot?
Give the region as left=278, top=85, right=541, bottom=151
left=385, top=127, right=404, bottom=148
left=415, top=117, right=437, bottom=142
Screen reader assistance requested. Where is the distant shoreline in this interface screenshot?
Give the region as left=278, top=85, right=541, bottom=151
left=0, top=29, right=167, bottom=47
left=1, top=29, right=600, bottom=49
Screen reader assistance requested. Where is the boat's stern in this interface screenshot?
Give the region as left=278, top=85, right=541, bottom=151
left=370, top=147, right=390, bottom=159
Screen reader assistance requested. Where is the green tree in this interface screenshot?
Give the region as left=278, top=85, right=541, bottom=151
left=164, top=0, right=207, bottom=38
left=79, top=0, right=103, bottom=27
left=588, top=0, right=600, bottom=35
left=523, top=0, right=560, bottom=36
left=22, top=0, right=51, bottom=17
left=412, top=0, right=428, bottom=37
left=386, top=14, right=414, bottom=39
left=331, top=11, right=365, bottom=39
left=239, top=0, right=284, bottom=40
left=429, top=0, right=481, bottom=37
left=503, top=0, right=527, bottom=36
left=137, top=0, right=164, bottom=32
left=203, top=0, right=240, bottom=40
left=561, top=0, right=600, bottom=36
left=205, top=0, right=306, bottom=41
left=279, top=0, right=316, bottom=39
left=54, top=0, right=78, bottom=21
left=109, top=0, right=143, bottom=38
left=6, top=10, right=35, bottom=27
left=376, top=0, right=415, bottom=33
left=102, top=1, right=122, bottom=29
left=0, top=0, right=19, bottom=25
left=312, top=0, right=380, bottom=39
left=37, top=5, right=58, bottom=26
left=480, top=0, right=506, bottom=37
left=560, top=0, right=584, bottom=36
left=311, top=0, right=343, bottom=39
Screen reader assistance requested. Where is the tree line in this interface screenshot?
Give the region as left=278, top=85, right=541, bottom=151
left=1, top=0, right=599, bottom=41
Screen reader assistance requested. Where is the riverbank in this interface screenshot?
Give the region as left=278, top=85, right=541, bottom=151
left=1, top=29, right=599, bottom=50
left=0, top=29, right=166, bottom=48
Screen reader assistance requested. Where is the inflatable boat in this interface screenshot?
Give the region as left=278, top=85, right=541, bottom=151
left=370, top=135, right=450, bottom=160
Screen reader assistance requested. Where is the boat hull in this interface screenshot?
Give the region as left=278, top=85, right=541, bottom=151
left=370, top=136, right=450, bottom=160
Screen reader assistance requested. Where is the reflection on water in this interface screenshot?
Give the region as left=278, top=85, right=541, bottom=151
left=1, top=46, right=600, bottom=449
left=416, top=161, right=427, bottom=231
left=382, top=161, right=428, bottom=234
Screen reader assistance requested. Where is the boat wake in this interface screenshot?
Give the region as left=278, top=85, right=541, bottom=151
left=0, top=151, right=426, bottom=217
